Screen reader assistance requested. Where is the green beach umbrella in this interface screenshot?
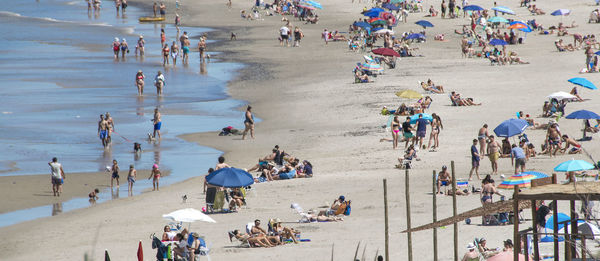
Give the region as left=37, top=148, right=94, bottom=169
left=488, top=16, right=509, bottom=23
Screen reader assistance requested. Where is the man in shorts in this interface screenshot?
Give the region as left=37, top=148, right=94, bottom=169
left=49, top=157, right=65, bottom=197
left=402, top=116, right=415, bottom=148
left=561, top=135, right=582, bottom=154
left=469, top=139, right=481, bottom=180
left=153, top=107, right=162, bottom=139
left=437, top=165, right=451, bottom=194
left=280, top=25, right=290, bottom=47
left=510, top=144, right=526, bottom=174
left=415, top=114, right=428, bottom=149
left=487, top=135, right=501, bottom=174
left=98, top=114, right=109, bottom=148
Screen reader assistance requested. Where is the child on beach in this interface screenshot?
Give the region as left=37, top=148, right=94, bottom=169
left=108, top=159, right=120, bottom=187
left=148, top=164, right=161, bottom=191
left=127, top=164, right=136, bottom=195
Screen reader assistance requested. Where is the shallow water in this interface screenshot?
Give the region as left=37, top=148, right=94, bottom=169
left=0, top=0, right=249, bottom=227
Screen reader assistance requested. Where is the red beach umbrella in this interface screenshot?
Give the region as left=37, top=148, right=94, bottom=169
left=372, top=48, right=400, bottom=57
left=137, top=240, right=143, bottom=261
left=368, top=17, right=384, bottom=23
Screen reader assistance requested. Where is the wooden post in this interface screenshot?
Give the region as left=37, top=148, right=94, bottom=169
left=405, top=169, right=413, bottom=261
left=432, top=170, right=438, bottom=261
left=523, top=233, right=529, bottom=261
left=582, top=236, right=587, bottom=261
left=383, top=179, right=389, bottom=261
left=569, top=174, right=577, bottom=260
left=532, top=200, right=540, bottom=261
left=513, top=185, right=520, bottom=261
left=552, top=174, right=559, bottom=261
left=451, top=161, right=458, bottom=261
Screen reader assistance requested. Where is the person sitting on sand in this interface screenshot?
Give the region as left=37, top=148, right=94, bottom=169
left=570, top=87, right=584, bottom=101
left=508, top=51, right=530, bottom=64
left=173, top=233, right=190, bottom=260
left=354, top=68, right=370, bottom=83
left=585, top=119, right=600, bottom=133
left=555, top=39, right=575, bottom=52
left=271, top=218, right=299, bottom=243
left=89, top=188, right=99, bottom=202
left=561, top=135, right=582, bottom=154
left=451, top=91, right=481, bottom=106
left=528, top=5, right=545, bottom=15
left=524, top=114, right=541, bottom=128
left=295, top=160, right=313, bottom=178
left=501, top=138, right=512, bottom=157
left=229, top=188, right=245, bottom=211
left=229, top=230, right=273, bottom=247
left=250, top=219, right=281, bottom=245
left=477, top=238, right=500, bottom=258
left=437, top=165, right=451, bottom=194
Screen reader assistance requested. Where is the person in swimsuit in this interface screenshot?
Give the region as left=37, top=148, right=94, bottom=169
left=159, top=2, right=166, bottom=17
left=153, top=2, right=158, bottom=17
left=437, top=165, right=451, bottom=194
left=242, top=106, right=255, bottom=140
left=98, top=114, right=109, bottom=148
left=481, top=175, right=503, bottom=224
left=487, top=135, right=501, bottom=174
left=198, top=38, right=207, bottom=61
left=391, top=116, right=400, bottom=149
left=135, top=70, right=145, bottom=95
left=546, top=123, right=562, bottom=157
left=121, top=0, right=127, bottom=13
left=402, top=116, right=415, bottom=148
left=153, top=107, right=162, bottom=139
left=127, top=164, right=136, bottom=195
left=469, top=139, right=481, bottom=180
left=112, top=37, right=120, bottom=59
left=154, top=71, right=165, bottom=95
left=148, top=163, right=161, bottom=191
left=293, top=26, right=303, bottom=47
left=561, top=135, right=582, bottom=154
left=120, top=38, right=128, bottom=59
left=49, top=157, right=65, bottom=197
left=170, top=41, right=179, bottom=65
left=109, top=159, right=120, bottom=187
left=477, top=124, right=489, bottom=158
left=105, top=112, right=114, bottom=144
left=182, top=37, right=190, bottom=64
left=162, top=44, right=170, bottom=66
left=136, top=35, right=145, bottom=56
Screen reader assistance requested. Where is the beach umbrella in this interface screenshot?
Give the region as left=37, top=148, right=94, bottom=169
left=547, top=91, right=576, bottom=100
left=105, top=250, right=111, bottom=261
left=370, top=20, right=387, bottom=26
left=520, top=171, right=549, bottom=179
left=137, top=241, right=143, bottom=261
left=353, top=21, right=372, bottom=29
left=595, top=51, right=600, bottom=55
left=566, top=110, right=600, bottom=120
left=415, top=20, right=434, bottom=28
left=578, top=222, right=600, bottom=239
left=363, top=8, right=385, bottom=17
left=486, top=251, right=526, bottom=261
left=405, top=33, right=425, bottom=40
left=497, top=173, right=536, bottom=189
left=491, top=6, right=515, bottom=15
left=554, top=159, right=595, bottom=172
left=368, top=17, right=384, bottom=23
left=297, top=4, right=316, bottom=10
left=206, top=167, right=254, bottom=188
left=390, top=0, right=406, bottom=3
left=372, top=48, right=400, bottom=57
left=395, top=90, right=422, bottom=99
left=545, top=213, right=571, bottom=230
left=493, top=119, right=528, bottom=137
left=360, top=62, right=384, bottom=73
left=568, top=77, right=597, bottom=90
left=305, top=0, right=322, bottom=9
left=551, top=9, right=571, bottom=16
left=374, top=29, right=394, bottom=35
left=488, top=16, right=509, bottom=23
left=507, top=23, right=527, bottom=30
left=382, top=3, right=400, bottom=11
left=409, top=113, right=432, bottom=124
left=489, top=38, right=507, bottom=46
left=463, top=5, right=484, bottom=11
left=163, top=208, right=217, bottom=223
left=363, top=55, right=375, bottom=62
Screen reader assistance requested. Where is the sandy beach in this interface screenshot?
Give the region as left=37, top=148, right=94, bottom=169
left=2, top=0, right=600, bottom=260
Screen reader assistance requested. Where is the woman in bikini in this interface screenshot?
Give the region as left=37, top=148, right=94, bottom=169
left=391, top=116, right=400, bottom=149
left=148, top=164, right=161, bottom=191
left=427, top=113, right=443, bottom=150
left=135, top=70, right=145, bottom=96
left=162, top=44, right=170, bottom=66
left=136, top=35, right=145, bottom=56
left=481, top=175, right=503, bottom=224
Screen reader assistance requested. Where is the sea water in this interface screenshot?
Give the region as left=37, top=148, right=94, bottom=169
left=0, top=0, right=248, bottom=227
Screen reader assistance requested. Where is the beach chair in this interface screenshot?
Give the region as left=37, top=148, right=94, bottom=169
left=228, top=231, right=251, bottom=248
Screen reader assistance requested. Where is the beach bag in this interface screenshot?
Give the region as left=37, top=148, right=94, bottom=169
left=344, top=201, right=351, bottom=216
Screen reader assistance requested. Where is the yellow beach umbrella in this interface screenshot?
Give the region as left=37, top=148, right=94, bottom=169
left=395, top=90, right=422, bottom=99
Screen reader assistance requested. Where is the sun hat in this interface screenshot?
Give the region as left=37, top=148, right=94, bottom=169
left=274, top=218, right=282, bottom=223
left=191, top=232, right=199, bottom=238
left=467, top=243, right=476, bottom=250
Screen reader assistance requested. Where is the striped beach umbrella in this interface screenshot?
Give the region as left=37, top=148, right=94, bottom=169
left=497, top=173, right=536, bottom=189
left=520, top=171, right=549, bottom=179
left=359, top=62, right=384, bottom=73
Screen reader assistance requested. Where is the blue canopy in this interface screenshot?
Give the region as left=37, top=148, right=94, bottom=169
left=463, top=5, right=484, bottom=11
left=493, top=119, right=528, bottom=137
left=353, top=21, right=372, bottom=29
left=382, top=3, right=400, bottom=11
left=405, top=33, right=425, bottom=40
left=489, top=38, right=507, bottom=46
left=491, top=6, right=515, bottom=15
left=566, top=110, right=600, bottom=119
left=409, top=113, right=433, bottom=124
left=205, top=167, right=254, bottom=188
left=415, top=20, right=434, bottom=28
left=554, top=160, right=595, bottom=172
left=568, top=77, right=597, bottom=90
left=551, top=9, right=571, bottom=16
left=545, top=213, right=571, bottom=230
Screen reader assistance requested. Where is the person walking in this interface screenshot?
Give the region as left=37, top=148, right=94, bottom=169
left=148, top=164, right=161, bottom=191
left=510, top=144, right=526, bottom=174
left=415, top=114, right=428, bottom=149
left=154, top=71, right=165, bottom=95
left=469, top=139, right=481, bottom=180
left=242, top=106, right=255, bottom=140
left=293, top=26, right=303, bottom=47
left=135, top=70, right=145, bottom=95
left=153, top=107, right=162, bottom=139
left=49, top=157, right=65, bottom=197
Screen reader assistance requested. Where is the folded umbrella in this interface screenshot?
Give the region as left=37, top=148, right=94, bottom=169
left=568, top=77, right=597, bottom=90
left=493, top=119, right=528, bottom=137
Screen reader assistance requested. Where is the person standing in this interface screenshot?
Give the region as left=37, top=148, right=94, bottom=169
left=98, top=114, right=109, bottom=148
left=154, top=71, right=165, bottom=95
left=242, top=106, right=255, bottom=140
left=148, top=164, right=161, bottom=191
left=415, top=114, right=428, bottom=149
left=170, top=41, right=179, bottom=65
left=427, top=113, right=443, bottom=150
left=198, top=37, right=207, bottom=60
left=49, top=157, right=65, bottom=197
left=121, top=0, right=127, bottom=13
left=153, top=2, right=158, bottom=17
left=402, top=116, right=415, bottom=148
left=293, top=26, right=303, bottom=47
left=153, top=107, right=162, bottom=139
left=322, top=28, right=330, bottom=45
left=280, top=25, right=290, bottom=47
left=469, top=139, right=481, bottom=180
left=115, top=0, right=121, bottom=14
left=162, top=44, right=170, bottom=66
left=510, top=144, right=526, bottom=174
left=477, top=124, right=489, bottom=158
left=112, top=37, right=120, bottom=59
left=120, top=38, right=128, bottom=59
left=105, top=112, right=114, bottom=144
left=136, top=35, right=145, bottom=56
left=441, top=0, right=447, bottom=18
left=109, top=159, right=120, bottom=187
left=127, top=164, right=136, bottom=195
left=487, top=135, right=501, bottom=174
left=135, top=70, right=145, bottom=95
left=159, top=2, right=166, bottom=17
left=391, top=116, right=400, bottom=149
left=182, top=36, right=190, bottom=64
left=585, top=45, right=595, bottom=72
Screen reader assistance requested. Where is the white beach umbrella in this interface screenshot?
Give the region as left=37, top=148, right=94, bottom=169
left=375, top=29, right=394, bottom=35
left=547, top=91, right=576, bottom=100
left=163, top=208, right=216, bottom=223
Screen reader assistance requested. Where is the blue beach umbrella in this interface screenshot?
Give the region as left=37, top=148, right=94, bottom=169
left=305, top=0, right=322, bottom=9
left=206, top=167, right=254, bottom=188
left=566, top=110, right=600, bottom=119
left=568, top=77, right=597, bottom=90
left=463, top=5, right=484, bottom=11
left=488, top=16, right=509, bottom=23
left=493, top=119, right=528, bottom=137
left=382, top=3, right=400, bottom=11
left=405, top=33, right=425, bottom=40
left=491, top=6, right=515, bottom=15
left=554, top=160, right=595, bottom=172
left=363, top=10, right=384, bottom=17
left=489, top=38, right=507, bottom=46
left=353, top=21, right=372, bottom=29
left=520, top=171, right=549, bottom=179
left=415, top=20, right=434, bottom=28
left=545, top=213, right=571, bottom=230
left=409, top=113, right=432, bottom=124
left=551, top=9, right=571, bottom=16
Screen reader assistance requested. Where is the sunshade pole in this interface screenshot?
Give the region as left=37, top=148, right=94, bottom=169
left=405, top=169, right=413, bottom=261
left=513, top=185, right=520, bottom=261
left=451, top=161, right=458, bottom=261
left=569, top=198, right=577, bottom=260
left=432, top=170, right=438, bottom=261
left=553, top=173, right=559, bottom=261
left=532, top=200, right=540, bottom=261
left=383, top=179, right=389, bottom=261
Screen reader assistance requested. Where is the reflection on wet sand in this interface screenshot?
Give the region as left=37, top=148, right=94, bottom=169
left=52, top=202, right=62, bottom=216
